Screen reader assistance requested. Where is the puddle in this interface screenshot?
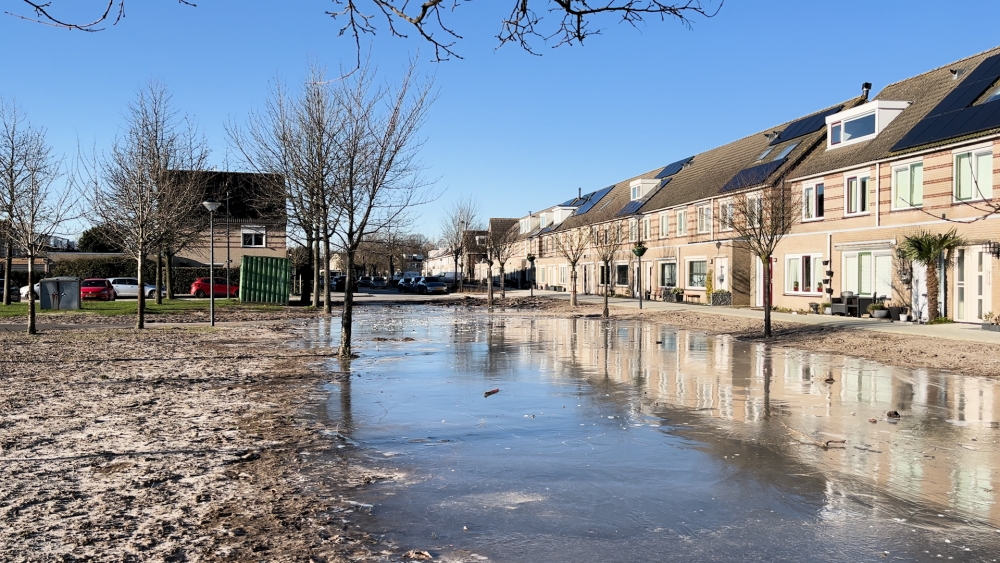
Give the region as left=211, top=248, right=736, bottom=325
left=301, top=307, right=1000, bottom=562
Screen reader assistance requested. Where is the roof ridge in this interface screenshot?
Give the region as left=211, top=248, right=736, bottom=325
left=874, top=44, right=1000, bottom=95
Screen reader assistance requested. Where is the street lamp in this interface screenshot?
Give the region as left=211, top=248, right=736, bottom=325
left=632, top=240, right=647, bottom=310
left=202, top=198, right=222, bottom=326
left=526, top=253, right=536, bottom=297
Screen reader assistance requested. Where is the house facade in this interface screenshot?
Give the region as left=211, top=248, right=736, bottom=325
left=491, top=46, right=1000, bottom=324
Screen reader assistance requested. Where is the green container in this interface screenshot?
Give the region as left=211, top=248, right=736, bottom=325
left=239, top=256, right=291, bottom=304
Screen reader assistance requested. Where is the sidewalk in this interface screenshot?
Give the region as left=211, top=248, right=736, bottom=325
left=507, top=288, right=1000, bottom=345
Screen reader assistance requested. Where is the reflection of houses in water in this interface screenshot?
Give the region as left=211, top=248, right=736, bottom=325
left=496, top=316, right=1000, bottom=525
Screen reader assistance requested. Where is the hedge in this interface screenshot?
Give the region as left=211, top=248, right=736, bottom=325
left=46, top=257, right=239, bottom=295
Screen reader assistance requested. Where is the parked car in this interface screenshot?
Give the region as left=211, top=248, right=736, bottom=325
left=397, top=277, right=414, bottom=292
left=108, top=277, right=165, bottom=299
left=80, top=278, right=116, bottom=301
left=0, top=279, right=20, bottom=302
left=415, top=276, right=448, bottom=295
left=357, top=276, right=373, bottom=288
left=19, top=283, right=40, bottom=299
left=331, top=276, right=358, bottom=293
left=190, top=277, right=238, bottom=298
left=370, top=276, right=387, bottom=289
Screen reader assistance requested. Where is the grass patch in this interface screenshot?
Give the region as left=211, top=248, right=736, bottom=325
left=928, top=317, right=955, bottom=324
left=0, top=298, right=280, bottom=318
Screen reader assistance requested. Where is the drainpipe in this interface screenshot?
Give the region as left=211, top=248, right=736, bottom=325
left=875, top=162, right=881, bottom=227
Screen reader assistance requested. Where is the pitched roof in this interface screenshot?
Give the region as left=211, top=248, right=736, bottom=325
left=792, top=45, right=1000, bottom=179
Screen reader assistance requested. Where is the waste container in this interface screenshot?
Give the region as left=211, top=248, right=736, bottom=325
left=39, top=277, right=81, bottom=310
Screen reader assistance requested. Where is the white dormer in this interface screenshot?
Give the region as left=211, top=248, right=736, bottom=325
left=826, top=100, right=910, bottom=149
left=519, top=215, right=540, bottom=234
left=552, top=206, right=575, bottom=224
left=539, top=212, right=551, bottom=228
left=629, top=178, right=660, bottom=200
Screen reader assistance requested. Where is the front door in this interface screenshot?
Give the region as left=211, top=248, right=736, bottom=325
left=716, top=257, right=730, bottom=293
left=955, top=247, right=992, bottom=322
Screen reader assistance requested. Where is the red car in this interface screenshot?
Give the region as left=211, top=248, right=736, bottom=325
left=80, top=278, right=116, bottom=301
left=190, top=277, right=238, bottom=298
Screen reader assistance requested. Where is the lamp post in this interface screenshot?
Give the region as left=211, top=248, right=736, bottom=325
left=527, top=253, right=536, bottom=297
left=202, top=198, right=222, bottom=326
left=632, top=240, right=647, bottom=310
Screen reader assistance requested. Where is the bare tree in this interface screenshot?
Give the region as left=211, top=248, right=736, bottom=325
left=590, top=220, right=627, bottom=318
left=0, top=97, right=40, bottom=306
left=4, top=119, right=75, bottom=334
left=728, top=183, right=798, bottom=338
left=554, top=226, right=591, bottom=307
left=7, top=0, right=194, bottom=31
left=85, top=80, right=209, bottom=329
left=440, top=196, right=480, bottom=293
left=331, top=61, right=434, bottom=358
left=482, top=218, right=518, bottom=308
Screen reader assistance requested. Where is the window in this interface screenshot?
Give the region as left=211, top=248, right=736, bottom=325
left=785, top=254, right=824, bottom=294
left=892, top=162, right=923, bottom=208
left=599, top=264, right=611, bottom=285
left=676, top=209, right=688, bottom=235
left=629, top=220, right=638, bottom=242
left=747, top=195, right=763, bottom=227
left=772, top=142, right=799, bottom=161
left=538, top=267, right=547, bottom=283
left=559, top=266, right=568, bottom=284
left=642, top=217, right=651, bottom=241
left=631, top=185, right=642, bottom=200
left=659, top=263, right=677, bottom=287
left=241, top=226, right=266, bottom=247
left=986, top=84, right=1000, bottom=104
left=658, top=213, right=669, bottom=238
left=615, top=264, right=629, bottom=286
left=831, top=113, right=876, bottom=146
left=687, top=260, right=707, bottom=288
left=719, top=201, right=734, bottom=230
left=954, top=149, right=993, bottom=201
left=755, top=147, right=774, bottom=162
left=696, top=205, right=711, bottom=234
left=845, top=175, right=870, bottom=214
left=803, top=183, right=824, bottom=220
left=842, top=251, right=892, bottom=297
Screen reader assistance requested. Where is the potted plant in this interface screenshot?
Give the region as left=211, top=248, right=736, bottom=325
left=983, top=311, right=997, bottom=331
left=793, top=281, right=799, bottom=291
left=808, top=302, right=820, bottom=314
left=868, top=301, right=889, bottom=319
left=887, top=302, right=903, bottom=321
left=816, top=282, right=823, bottom=293
left=671, top=286, right=684, bottom=303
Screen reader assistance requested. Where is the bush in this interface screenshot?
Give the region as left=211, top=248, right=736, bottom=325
left=51, top=257, right=155, bottom=280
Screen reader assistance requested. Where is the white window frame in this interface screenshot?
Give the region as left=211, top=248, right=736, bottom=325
left=559, top=265, right=568, bottom=284
left=676, top=209, right=688, bottom=236
left=891, top=160, right=924, bottom=210
left=696, top=205, right=711, bottom=234
left=615, top=262, right=630, bottom=286
left=641, top=217, right=651, bottom=241
left=628, top=219, right=638, bottom=243
left=953, top=144, right=993, bottom=203
left=802, top=182, right=824, bottom=221
left=685, top=258, right=708, bottom=290
left=241, top=225, right=266, bottom=247
left=719, top=201, right=734, bottom=231
left=658, top=261, right=678, bottom=288
left=658, top=213, right=669, bottom=239
left=631, top=185, right=642, bottom=200
left=844, top=172, right=871, bottom=216
left=784, top=253, right=824, bottom=295
left=829, top=111, right=877, bottom=148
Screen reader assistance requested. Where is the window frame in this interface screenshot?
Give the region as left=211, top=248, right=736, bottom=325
left=659, top=261, right=677, bottom=288
left=615, top=263, right=630, bottom=286
left=829, top=111, right=877, bottom=148
left=685, top=258, right=708, bottom=290
left=719, top=201, right=734, bottom=231
left=696, top=205, right=711, bottom=234
left=642, top=217, right=651, bottom=241
left=953, top=146, right=993, bottom=203
left=802, top=182, right=824, bottom=221
left=658, top=213, right=669, bottom=239
left=784, top=253, right=824, bottom=295
left=891, top=160, right=924, bottom=210
left=241, top=225, right=266, bottom=248
left=628, top=219, right=638, bottom=243
left=676, top=209, right=688, bottom=236
left=844, top=173, right=871, bottom=216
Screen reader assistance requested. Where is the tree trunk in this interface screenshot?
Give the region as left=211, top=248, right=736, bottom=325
left=3, top=241, right=11, bottom=306
left=26, top=255, right=36, bottom=335
left=453, top=254, right=460, bottom=294
left=311, top=234, right=321, bottom=308
left=487, top=263, right=494, bottom=309
left=154, top=252, right=163, bottom=305
left=339, top=249, right=356, bottom=358
left=602, top=262, right=610, bottom=318
left=136, top=255, right=146, bottom=329
left=164, top=251, right=175, bottom=299
left=322, top=234, right=332, bottom=314
left=388, top=254, right=395, bottom=280
left=762, top=255, right=772, bottom=338
left=926, top=261, right=941, bottom=322
left=570, top=265, right=578, bottom=307
left=499, top=266, right=506, bottom=298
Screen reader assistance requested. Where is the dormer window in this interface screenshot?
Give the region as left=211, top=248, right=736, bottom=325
left=629, top=178, right=660, bottom=201
left=631, top=185, right=642, bottom=199
left=985, top=84, right=1000, bottom=104
left=826, top=100, right=909, bottom=149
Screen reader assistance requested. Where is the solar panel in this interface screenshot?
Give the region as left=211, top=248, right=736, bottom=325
left=572, top=186, right=614, bottom=216
left=770, top=106, right=844, bottom=146
left=615, top=199, right=646, bottom=217
left=719, top=158, right=787, bottom=193
left=655, top=156, right=694, bottom=179
left=893, top=53, right=1000, bottom=151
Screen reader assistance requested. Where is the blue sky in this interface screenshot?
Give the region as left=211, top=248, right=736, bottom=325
left=3, top=0, right=1000, bottom=243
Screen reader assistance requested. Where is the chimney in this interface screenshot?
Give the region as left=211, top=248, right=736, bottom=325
left=862, top=82, right=872, bottom=100
left=578, top=187, right=582, bottom=199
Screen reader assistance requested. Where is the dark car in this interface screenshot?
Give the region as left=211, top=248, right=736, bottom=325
left=357, top=276, right=373, bottom=288
left=415, top=276, right=447, bottom=295
left=0, top=279, right=20, bottom=302
left=80, top=278, right=116, bottom=301
left=190, top=277, right=238, bottom=298
left=331, top=276, right=359, bottom=293
left=370, top=276, right=388, bottom=289
left=397, top=277, right=414, bottom=292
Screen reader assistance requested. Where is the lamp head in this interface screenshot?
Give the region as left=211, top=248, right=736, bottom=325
left=202, top=198, right=222, bottom=213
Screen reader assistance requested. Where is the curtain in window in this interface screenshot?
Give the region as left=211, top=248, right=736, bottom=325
left=844, top=253, right=859, bottom=294
left=660, top=263, right=677, bottom=287
left=976, top=152, right=993, bottom=199
left=957, top=153, right=973, bottom=200
left=688, top=261, right=707, bottom=288
left=859, top=253, right=873, bottom=295
left=786, top=257, right=801, bottom=292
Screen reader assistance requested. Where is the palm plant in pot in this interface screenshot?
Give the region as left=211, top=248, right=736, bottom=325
left=898, top=229, right=966, bottom=323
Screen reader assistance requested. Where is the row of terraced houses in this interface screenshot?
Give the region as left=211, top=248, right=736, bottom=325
left=466, top=47, right=1000, bottom=324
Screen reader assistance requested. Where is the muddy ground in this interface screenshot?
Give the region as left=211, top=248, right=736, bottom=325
left=2, top=296, right=997, bottom=562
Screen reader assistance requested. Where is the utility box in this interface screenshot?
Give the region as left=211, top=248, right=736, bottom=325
left=239, top=256, right=291, bottom=304
left=39, top=277, right=81, bottom=310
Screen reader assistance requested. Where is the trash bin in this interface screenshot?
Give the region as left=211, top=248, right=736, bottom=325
left=39, top=277, right=81, bottom=310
